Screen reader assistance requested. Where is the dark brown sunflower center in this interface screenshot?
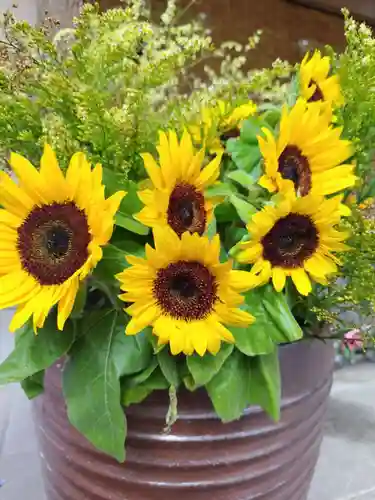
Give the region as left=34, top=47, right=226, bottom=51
left=308, top=79, right=324, bottom=102
left=220, top=127, right=240, bottom=143
left=153, top=260, right=218, bottom=321
left=278, top=145, right=312, bottom=196
left=262, top=214, right=319, bottom=268
left=17, top=202, right=91, bottom=286
left=167, top=183, right=206, bottom=237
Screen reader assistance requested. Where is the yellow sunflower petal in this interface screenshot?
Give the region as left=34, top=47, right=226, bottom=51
left=196, top=153, right=222, bottom=189
left=40, top=144, right=69, bottom=202
left=57, top=278, right=79, bottom=331
left=9, top=152, right=47, bottom=204
left=272, top=267, right=286, bottom=292
left=291, top=268, right=312, bottom=296
left=229, top=270, right=258, bottom=292
left=141, top=153, right=163, bottom=190
left=236, top=243, right=263, bottom=264
left=126, top=304, right=161, bottom=335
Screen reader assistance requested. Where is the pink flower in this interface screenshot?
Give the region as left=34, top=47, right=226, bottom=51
left=343, top=329, right=364, bottom=351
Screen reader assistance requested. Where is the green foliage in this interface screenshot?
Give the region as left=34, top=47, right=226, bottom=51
left=63, top=310, right=130, bottom=462
left=337, top=10, right=375, bottom=195
left=0, top=1, right=211, bottom=173
left=0, top=316, right=75, bottom=385
left=206, top=347, right=281, bottom=422
left=187, top=343, right=234, bottom=387
left=20, top=371, right=45, bottom=400
left=229, top=286, right=303, bottom=356
left=248, top=349, right=280, bottom=421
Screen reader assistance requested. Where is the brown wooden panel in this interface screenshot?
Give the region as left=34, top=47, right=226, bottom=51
left=288, top=0, right=375, bottom=24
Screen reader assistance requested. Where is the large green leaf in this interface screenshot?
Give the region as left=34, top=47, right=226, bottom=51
left=248, top=349, right=281, bottom=421
left=226, top=170, right=256, bottom=190
left=239, top=116, right=265, bottom=144
left=122, top=367, right=169, bottom=407
left=262, top=285, right=303, bottom=343
left=0, top=316, right=75, bottom=385
left=230, top=194, right=256, bottom=224
left=93, top=244, right=127, bottom=282
left=229, top=290, right=275, bottom=356
left=206, top=349, right=250, bottom=422
left=20, top=371, right=45, bottom=400
left=115, top=213, right=149, bottom=235
left=227, top=141, right=261, bottom=173
left=187, top=343, right=234, bottom=387
left=62, top=310, right=127, bottom=462
left=157, top=349, right=180, bottom=387
left=112, top=328, right=153, bottom=377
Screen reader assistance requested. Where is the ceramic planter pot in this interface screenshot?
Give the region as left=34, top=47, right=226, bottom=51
left=33, top=339, right=333, bottom=500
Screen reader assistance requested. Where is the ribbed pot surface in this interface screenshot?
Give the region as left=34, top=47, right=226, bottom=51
left=34, top=339, right=333, bottom=500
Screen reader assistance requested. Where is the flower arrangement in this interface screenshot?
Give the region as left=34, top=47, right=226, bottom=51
left=0, top=1, right=374, bottom=462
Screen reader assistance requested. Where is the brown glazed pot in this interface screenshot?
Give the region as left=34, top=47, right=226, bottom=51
left=34, top=339, right=333, bottom=500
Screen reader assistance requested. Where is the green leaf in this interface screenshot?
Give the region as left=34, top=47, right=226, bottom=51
left=71, top=281, right=87, bottom=319
left=230, top=194, right=256, bottom=223
left=187, top=343, right=233, bottom=386
left=206, top=349, right=250, bottom=422
left=115, top=212, right=149, bottom=235
left=229, top=290, right=276, bottom=356
left=215, top=201, right=238, bottom=223
left=239, top=116, right=264, bottom=144
left=262, top=285, right=303, bottom=343
left=205, top=182, right=233, bottom=197
left=248, top=349, right=281, bottom=421
left=226, top=170, right=256, bottom=190
left=157, top=349, right=180, bottom=387
left=205, top=214, right=217, bottom=240
left=20, top=371, right=45, bottom=400
left=102, top=169, right=142, bottom=215
left=124, top=357, right=158, bottom=386
left=101, top=171, right=149, bottom=235
left=112, top=328, right=153, bottom=377
left=122, top=367, right=169, bottom=407
left=92, top=244, right=127, bottom=283
left=0, top=316, right=75, bottom=385
left=227, top=141, right=261, bottom=172
left=62, top=310, right=127, bottom=462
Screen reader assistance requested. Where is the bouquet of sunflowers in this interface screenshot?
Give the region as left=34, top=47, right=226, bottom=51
left=0, top=1, right=374, bottom=462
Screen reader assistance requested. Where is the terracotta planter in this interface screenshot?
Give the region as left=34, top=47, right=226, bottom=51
left=33, top=339, right=333, bottom=500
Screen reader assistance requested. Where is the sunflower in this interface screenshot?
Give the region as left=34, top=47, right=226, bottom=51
left=258, top=98, right=355, bottom=198
left=300, top=50, right=344, bottom=112
left=136, top=130, right=222, bottom=238
left=0, top=145, right=126, bottom=332
left=117, top=228, right=255, bottom=356
left=236, top=193, right=349, bottom=296
left=190, top=100, right=257, bottom=155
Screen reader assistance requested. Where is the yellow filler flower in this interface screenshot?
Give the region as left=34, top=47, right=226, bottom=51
left=136, top=130, right=222, bottom=237
left=190, top=100, right=257, bottom=155
left=0, top=145, right=126, bottom=332
left=300, top=50, right=343, bottom=110
left=258, top=98, right=355, bottom=197
left=236, top=193, right=349, bottom=296
left=117, top=228, right=255, bottom=356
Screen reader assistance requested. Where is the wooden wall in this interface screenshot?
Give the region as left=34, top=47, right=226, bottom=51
left=99, top=0, right=347, bottom=67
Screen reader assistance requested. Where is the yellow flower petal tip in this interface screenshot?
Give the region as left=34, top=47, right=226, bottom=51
left=117, top=227, right=256, bottom=357
left=0, top=147, right=124, bottom=331
left=236, top=193, right=349, bottom=295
